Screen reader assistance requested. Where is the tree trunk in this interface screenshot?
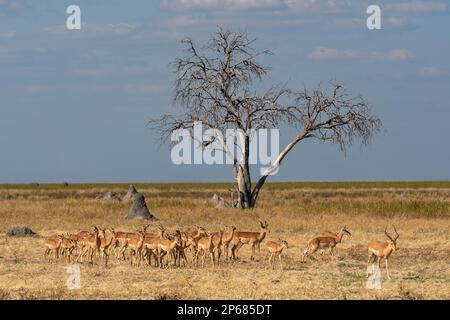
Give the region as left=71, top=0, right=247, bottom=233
left=236, top=165, right=252, bottom=209
left=242, top=130, right=310, bottom=209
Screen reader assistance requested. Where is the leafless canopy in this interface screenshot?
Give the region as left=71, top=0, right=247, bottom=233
left=151, top=28, right=383, bottom=209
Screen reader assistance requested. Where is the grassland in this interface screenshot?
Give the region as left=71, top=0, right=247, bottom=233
left=0, top=182, right=449, bottom=300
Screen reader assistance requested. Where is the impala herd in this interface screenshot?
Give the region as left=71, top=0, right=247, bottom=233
left=43, top=221, right=400, bottom=279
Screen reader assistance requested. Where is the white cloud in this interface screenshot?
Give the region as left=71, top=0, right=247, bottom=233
left=285, top=0, right=352, bottom=11
left=46, top=23, right=136, bottom=37
left=163, top=15, right=203, bottom=28
left=308, top=47, right=413, bottom=61
left=418, top=66, right=448, bottom=78
left=161, top=0, right=283, bottom=10
left=388, top=1, right=447, bottom=14
left=308, top=47, right=359, bottom=60
left=370, top=48, right=413, bottom=61
left=161, top=0, right=353, bottom=11
left=333, top=16, right=416, bottom=29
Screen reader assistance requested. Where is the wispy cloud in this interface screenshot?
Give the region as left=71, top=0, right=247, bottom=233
left=308, top=47, right=413, bottom=61
left=387, top=1, right=447, bottom=14
left=333, top=16, right=416, bottom=30
left=418, top=66, right=449, bottom=78
left=46, top=23, right=136, bottom=37
left=161, top=0, right=283, bottom=10
left=163, top=15, right=203, bottom=28
left=284, top=0, right=352, bottom=12
left=308, top=47, right=359, bottom=60
left=160, top=0, right=355, bottom=11
left=370, top=48, right=413, bottom=61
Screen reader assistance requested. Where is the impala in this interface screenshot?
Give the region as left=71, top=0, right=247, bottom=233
left=265, top=239, right=289, bottom=270
left=194, top=232, right=215, bottom=267
left=183, top=226, right=207, bottom=260
left=302, top=227, right=351, bottom=262
left=173, top=231, right=192, bottom=267
left=184, top=225, right=207, bottom=239
left=211, top=230, right=224, bottom=263
left=126, top=227, right=148, bottom=266
left=99, top=228, right=117, bottom=267
left=44, top=234, right=63, bottom=262
left=60, top=235, right=77, bottom=263
left=116, top=224, right=150, bottom=261
left=76, top=226, right=102, bottom=264
left=367, top=227, right=399, bottom=280
left=221, top=225, right=236, bottom=260
left=157, top=230, right=182, bottom=268
left=71, top=228, right=97, bottom=257
left=231, top=221, right=269, bottom=261
left=142, top=224, right=166, bottom=267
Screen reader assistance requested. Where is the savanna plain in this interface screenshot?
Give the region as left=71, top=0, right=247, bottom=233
left=1, top=181, right=449, bottom=300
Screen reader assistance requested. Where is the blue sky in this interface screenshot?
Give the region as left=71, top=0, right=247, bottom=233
left=0, top=0, right=449, bottom=183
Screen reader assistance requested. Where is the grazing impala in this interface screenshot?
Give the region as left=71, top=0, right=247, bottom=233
left=265, top=239, right=289, bottom=270
left=367, top=227, right=399, bottom=280
left=44, top=234, right=63, bottom=262
left=302, top=227, right=351, bottom=262
left=317, top=226, right=351, bottom=239
left=231, top=221, right=269, bottom=261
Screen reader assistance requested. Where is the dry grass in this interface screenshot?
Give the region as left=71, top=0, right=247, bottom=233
left=0, top=183, right=449, bottom=300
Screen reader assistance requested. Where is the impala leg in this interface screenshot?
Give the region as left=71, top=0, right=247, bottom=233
left=194, top=249, right=199, bottom=267
left=104, top=250, right=109, bottom=267
left=376, top=256, right=382, bottom=278
left=202, top=251, right=206, bottom=268
left=278, top=253, right=283, bottom=270
left=231, top=243, right=237, bottom=260
left=302, top=245, right=310, bottom=262
left=180, top=250, right=188, bottom=267
left=90, top=247, right=95, bottom=265
left=385, top=259, right=390, bottom=280
left=224, top=244, right=229, bottom=260
left=232, top=242, right=242, bottom=260
left=217, top=246, right=222, bottom=264
left=367, top=253, right=374, bottom=277
left=268, top=253, right=273, bottom=269
left=257, top=243, right=261, bottom=260
left=159, top=251, right=167, bottom=268
left=210, top=248, right=215, bottom=267
left=231, top=244, right=237, bottom=260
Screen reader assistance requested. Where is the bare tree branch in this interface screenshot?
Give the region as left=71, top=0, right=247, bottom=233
left=150, top=28, right=383, bottom=209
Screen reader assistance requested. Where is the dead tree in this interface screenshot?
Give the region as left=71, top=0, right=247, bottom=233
left=151, top=28, right=382, bottom=209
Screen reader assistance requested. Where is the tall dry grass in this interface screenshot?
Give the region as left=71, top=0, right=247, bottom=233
left=0, top=184, right=449, bottom=299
